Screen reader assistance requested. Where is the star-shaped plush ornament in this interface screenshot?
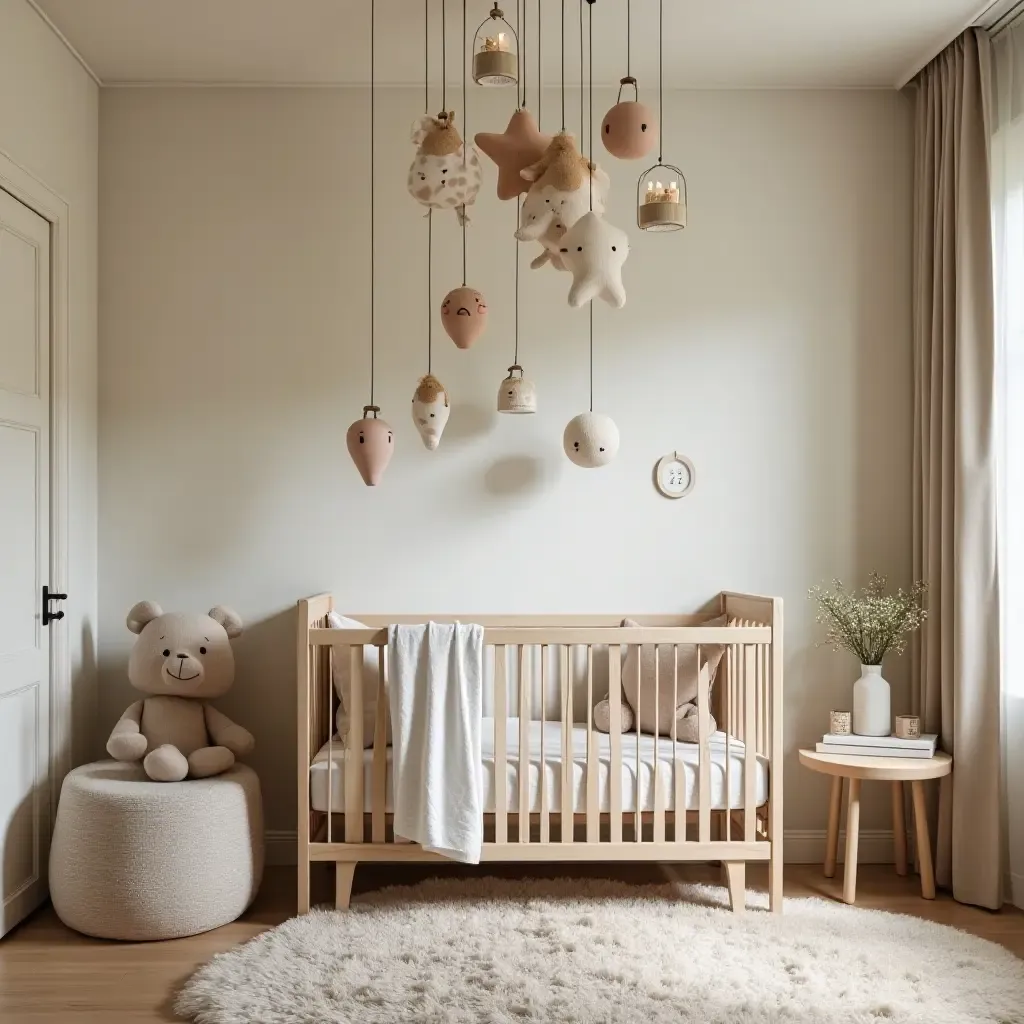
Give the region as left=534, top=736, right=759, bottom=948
left=475, top=109, right=552, bottom=201
left=558, top=212, right=630, bottom=309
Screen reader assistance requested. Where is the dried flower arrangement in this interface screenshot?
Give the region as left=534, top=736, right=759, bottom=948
left=809, top=573, right=927, bottom=666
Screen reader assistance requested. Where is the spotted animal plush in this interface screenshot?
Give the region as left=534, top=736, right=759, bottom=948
left=407, top=111, right=482, bottom=226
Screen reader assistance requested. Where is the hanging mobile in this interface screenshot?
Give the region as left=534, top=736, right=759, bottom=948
left=347, top=0, right=395, bottom=487
left=637, top=0, right=687, bottom=231
left=563, top=0, right=618, bottom=468
left=443, top=0, right=489, bottom=350
left=498, top=186, right=537, bottom=414
left=472, top=3, right=519, bottom=85
left=600, top=0, right=656, bottom=160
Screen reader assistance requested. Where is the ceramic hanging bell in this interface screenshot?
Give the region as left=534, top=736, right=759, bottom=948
left=346, top=406, right=394, bottom=486
left=601, top=78, right=657, bottom=160
left=411, top=374, right=450, bottom=450
left=563, top=412, right=619, bottom=468
left=496, top=365, right=537, bottom=414
left=441, top=287, right=488, bottom=349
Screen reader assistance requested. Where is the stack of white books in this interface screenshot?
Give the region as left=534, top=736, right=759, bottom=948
left=816, top=732, right=938, bottom=759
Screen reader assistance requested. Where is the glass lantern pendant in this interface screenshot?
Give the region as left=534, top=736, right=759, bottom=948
left=473, top=4, right=518, bottom=87
left=637, top=164, right=687, bottom=232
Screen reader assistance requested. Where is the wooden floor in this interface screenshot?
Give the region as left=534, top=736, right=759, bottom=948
left=1, top=862, right=1021, bottom=1023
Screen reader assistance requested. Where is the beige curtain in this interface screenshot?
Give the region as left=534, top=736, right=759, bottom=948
left=912, top=28, right=1003, bottom=910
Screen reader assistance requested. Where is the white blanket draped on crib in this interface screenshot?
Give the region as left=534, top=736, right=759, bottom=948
left=387, top=622, right=484, bottom=863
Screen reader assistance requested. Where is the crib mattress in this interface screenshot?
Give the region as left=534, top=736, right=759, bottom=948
left=309, top=718, right=769, bottom=815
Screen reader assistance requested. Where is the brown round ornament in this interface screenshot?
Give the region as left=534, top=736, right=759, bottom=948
left=601, top=79, right=657, bottom=160
left=441, top=286, right=489, bottom=349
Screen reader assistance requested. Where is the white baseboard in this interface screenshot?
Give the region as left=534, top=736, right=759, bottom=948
left=263, top=829, right=902, bottom=867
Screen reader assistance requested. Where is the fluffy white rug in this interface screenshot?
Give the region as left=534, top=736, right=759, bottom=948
left=176, top=877, right=1023, bottom=1024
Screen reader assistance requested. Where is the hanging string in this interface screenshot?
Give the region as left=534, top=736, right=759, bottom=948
left=518, top=0, right=525, bottom=110
left=659, top=0, right=667, bottom=160
left=587, top=0, right=594, bottom=412
left=560, top=0, right=566, bottom=130
left=579, top=0, right=584, bottom=143
left=440, top=0, right=447, bottom=111
left=427, top=210, right=433, bottom=373
left=369, top=0, right=376, bottom=405
left=536, top=0, right=542, bottom=127
left=626, top=0, right=631, bottom=79
left=461, top=0, right=467, bottom=284
left=424, top=0, right=430, bottom=110
left=514, top=198, right=520, bottom=366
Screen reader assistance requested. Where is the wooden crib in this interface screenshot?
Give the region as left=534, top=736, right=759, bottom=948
left=297, top=592, right=783, bottom=914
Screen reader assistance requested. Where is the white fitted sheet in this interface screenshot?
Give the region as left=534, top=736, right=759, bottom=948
left=310, top=718, right=769, bottom=814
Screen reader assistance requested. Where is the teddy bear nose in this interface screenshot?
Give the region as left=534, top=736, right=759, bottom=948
left=176, top=653, right=187, bottom=660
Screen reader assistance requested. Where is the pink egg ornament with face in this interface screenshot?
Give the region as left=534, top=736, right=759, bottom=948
left=441, top=287, right=488, bottom=349
left=346, top=408, right=394, bottom=486
left=601, top=98, right=657, bottom=160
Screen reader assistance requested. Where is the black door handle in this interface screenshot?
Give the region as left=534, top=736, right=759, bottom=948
left=42, top=585, right=67, bottom=626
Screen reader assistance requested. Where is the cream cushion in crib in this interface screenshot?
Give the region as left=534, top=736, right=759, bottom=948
left=328, top=611, right=390, bottom=749
left=620, top=615, right=726, bottom=738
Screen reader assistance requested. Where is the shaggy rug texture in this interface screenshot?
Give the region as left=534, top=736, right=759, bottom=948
left=176, top=877, right=1024, bottom=1024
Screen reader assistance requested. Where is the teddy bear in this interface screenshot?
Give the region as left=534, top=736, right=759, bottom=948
left=106, top=601, right=255, bottom=782
left=407, top=111, right=482, bottom=226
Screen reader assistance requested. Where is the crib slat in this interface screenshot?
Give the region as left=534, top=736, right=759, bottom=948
left=540, top=646, right=549, bottom=844
left=745, top=645, right=757, bottom=842
left=673, top=644, right=685, bottom=842
left=653, top=646, right=665, bottom=844
left=518, top=646, right=529, bottom=844
left=346, top=646, right=364, bottom=844
left=697, top=646, right=711, bottom=844
left=561, top=646, right=573, bottom=843
left=725, top=643, right=732, bottom=843
left=326, top=646, right=333, bottom=844
left=495, top=645, right=508, bottom=845
left=586, top=645, right=598, bottom=842
left=634, top=644, right=642, bottom=842
left=371, top=647, right=387, bottom=843
left=609, top=645, right=623, bottom=844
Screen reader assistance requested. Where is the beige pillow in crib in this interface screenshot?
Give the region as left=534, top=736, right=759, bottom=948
left=593, top=698, right=714, bottom=742
left=619, top=615, right=726, bottom=738
left=327, top=611, right=390, bottom=749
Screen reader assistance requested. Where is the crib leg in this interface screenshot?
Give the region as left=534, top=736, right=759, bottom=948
left=335, top=862, right=356, bottom=910
left=723, top=862, right=746, bottom=914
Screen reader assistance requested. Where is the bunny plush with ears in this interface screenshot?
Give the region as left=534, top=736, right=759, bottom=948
left=106, top=601, right=254, bottom=782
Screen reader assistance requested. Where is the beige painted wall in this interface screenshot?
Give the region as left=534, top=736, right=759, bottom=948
left=0, top=0, right=99, bottom=766
left=99, top=85, right=913, bottom=853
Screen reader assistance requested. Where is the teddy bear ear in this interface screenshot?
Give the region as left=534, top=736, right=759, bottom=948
left=209, top=605, right=244, bottom=639
left=126, top=600, right=162, bottom=635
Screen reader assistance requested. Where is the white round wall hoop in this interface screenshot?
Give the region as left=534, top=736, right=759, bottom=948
left=654, top=452, right=695, bottom=499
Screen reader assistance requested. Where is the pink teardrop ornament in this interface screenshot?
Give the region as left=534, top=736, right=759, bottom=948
left=346, top=406, right=394, bottom=486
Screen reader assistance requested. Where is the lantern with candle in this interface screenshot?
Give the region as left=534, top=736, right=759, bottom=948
left=637, top=164, right=687, bottom=231
left=473, top=4, right=518, bottom=86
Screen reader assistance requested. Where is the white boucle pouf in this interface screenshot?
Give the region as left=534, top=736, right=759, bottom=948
left=50, top=760, right=263, bottom=941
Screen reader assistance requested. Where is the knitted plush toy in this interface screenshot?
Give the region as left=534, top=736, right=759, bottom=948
left=411, top=373, right=450, bottom=451
left=407, top=111, right=482, bottom=226
left=106, top=603, right=254, bottom=781
left=557, top=211, right=630, bottom=309
left=515, top=132, right=609, bottom=271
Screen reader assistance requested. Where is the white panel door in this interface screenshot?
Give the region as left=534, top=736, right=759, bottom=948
left=0, top=187, right=51, bottom=938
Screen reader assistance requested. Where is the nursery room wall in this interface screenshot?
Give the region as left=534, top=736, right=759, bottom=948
left=98, top=83, right=913, bottom=856
left=0, top=0, right=100, bottom=766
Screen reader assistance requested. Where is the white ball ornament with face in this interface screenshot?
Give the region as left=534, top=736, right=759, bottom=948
left=411, top=374, right=451, bottom=451
left=563, top=412, right=620, bottom=468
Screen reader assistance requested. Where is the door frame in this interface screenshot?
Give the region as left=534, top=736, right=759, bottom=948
left=0, top=146, right=73, bottom=813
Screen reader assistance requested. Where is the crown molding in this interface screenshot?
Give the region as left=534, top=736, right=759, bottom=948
left=24, top=0, right=102, bottom=87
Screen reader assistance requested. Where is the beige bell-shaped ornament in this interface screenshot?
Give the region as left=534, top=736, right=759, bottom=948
left=411, top=374, right=450, bottom=451
left=441, top=286, right=488, bottom=349
left=601, top=78, right=657, bottom=160
left=563, top=411, right=619, bottom=468
left=346, top=406, right=394, bottom=486
left=496, top=365, right=537, bottom=414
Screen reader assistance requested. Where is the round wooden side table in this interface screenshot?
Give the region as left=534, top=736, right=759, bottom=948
left=798, top=748, right=952, bottom=905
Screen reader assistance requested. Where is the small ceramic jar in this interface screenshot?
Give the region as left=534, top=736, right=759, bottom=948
left=829, top=710, right=852, bottom=736
left=895, top=715, right=921, bottom=739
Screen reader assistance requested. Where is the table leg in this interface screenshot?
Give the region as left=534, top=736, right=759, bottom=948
left=911, top=780, right=936, bottom=899
left=891, top=781, right=907, bottom=876
left=824, top=776, right=842, bottom=878
left=843, top=777, right=861, bottom=905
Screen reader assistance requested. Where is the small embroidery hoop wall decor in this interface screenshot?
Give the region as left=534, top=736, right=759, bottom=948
left=653, top=451, right=695, bottom=498
left=473, top=3, right=519, bottom=86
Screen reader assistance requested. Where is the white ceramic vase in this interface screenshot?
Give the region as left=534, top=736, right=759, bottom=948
left=852, top=664, right=891, bottom=737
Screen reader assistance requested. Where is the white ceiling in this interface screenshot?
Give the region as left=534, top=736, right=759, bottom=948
left=33, top=0, right=994, bottom=89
